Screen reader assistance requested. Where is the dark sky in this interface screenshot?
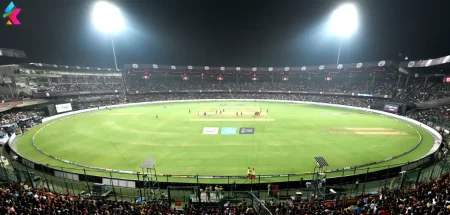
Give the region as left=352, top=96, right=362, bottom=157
left=0, top=0, right=449, bottom=68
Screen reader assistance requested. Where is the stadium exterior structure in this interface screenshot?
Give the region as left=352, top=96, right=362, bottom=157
left=0, top=53, right=447, bottom=100
left=6, top=99, right=441, bottom=189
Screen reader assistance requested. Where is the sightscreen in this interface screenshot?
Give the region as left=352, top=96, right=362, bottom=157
left=55, top=103, right=73, bottom=113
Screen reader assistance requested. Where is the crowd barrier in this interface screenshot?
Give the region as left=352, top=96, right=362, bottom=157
left=15, top=99, right=442, bottom=185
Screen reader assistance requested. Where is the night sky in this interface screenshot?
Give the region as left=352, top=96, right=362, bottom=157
left=0, top=0, right=449, bottom=68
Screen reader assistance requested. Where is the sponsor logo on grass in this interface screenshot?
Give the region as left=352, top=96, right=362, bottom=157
left=203, top=127, right=219, bottom=135
left=221, top=127, right=237, bottom=135
left=239, top=127, right=255, bottom=134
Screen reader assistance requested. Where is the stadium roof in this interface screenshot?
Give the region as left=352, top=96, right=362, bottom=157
left=0, top=48, right=27, bottom=59
left=24, top=63, right=121, bottom=72
left=10, top=53, right=450, bottom=77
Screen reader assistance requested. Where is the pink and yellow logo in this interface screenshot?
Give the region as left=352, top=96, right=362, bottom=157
left=3, top=1, right=21, bottom=25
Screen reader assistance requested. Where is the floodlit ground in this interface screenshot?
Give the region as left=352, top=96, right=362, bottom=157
left=17, top=101, right=435, bottom=183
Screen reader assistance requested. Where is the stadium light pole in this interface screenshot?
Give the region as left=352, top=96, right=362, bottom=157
left=328, top=3, right=358, bottom=65
left=92, top=1, right=125, bottom=70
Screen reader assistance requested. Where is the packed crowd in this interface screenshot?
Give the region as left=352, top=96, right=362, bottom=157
left=28, top=74, right=450, bottom=103
left=2, top=169, right=450, bottom=215
left=32, top=77, right=396, bottom=96
left=38, top=76, right=123, bottom=93
left=70, top=93, right=383, bottom=110
left=124, top=80, right=394, bottom=95
left=0, top=182, right=252, bottom=215
left=397, top=82, right=450, bottom=103
left=408, top=106, right=450, bottom=129
left=264, top=172, right=450, bottom=215
left=72, top=97, right=125, bottom=110
left=392, top=81, right=450, bottom=129
left=51, top=84, right=123, bottom=92
left=0, top=111, right=45, bottom=125
left=0, top=110, right=45, bottom=135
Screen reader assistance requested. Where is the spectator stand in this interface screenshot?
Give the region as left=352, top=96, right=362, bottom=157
left=17, top=117, right=33, bottom=128
left=0, top=123, right=19, bottom=136
left=0, top=93, right=448, bottom=214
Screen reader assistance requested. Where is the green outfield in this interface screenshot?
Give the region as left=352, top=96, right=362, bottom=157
left=16, top=101, right=435, bottom=183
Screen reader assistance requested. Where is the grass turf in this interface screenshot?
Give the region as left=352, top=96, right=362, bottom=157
left=16, top=101, right=435, bottom=183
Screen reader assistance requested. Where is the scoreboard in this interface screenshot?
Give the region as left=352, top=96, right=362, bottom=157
left=383, top=104, right=399, bottom=114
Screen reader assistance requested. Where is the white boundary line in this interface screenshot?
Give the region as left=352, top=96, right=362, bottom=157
left=31, top=99, right=441, bottom=174
left=42, top=99, right=442, bottom=147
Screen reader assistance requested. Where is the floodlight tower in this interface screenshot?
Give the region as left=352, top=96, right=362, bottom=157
left=92, top=1, right=125, bottom=70
left=328, top=3, right=358, bottom=65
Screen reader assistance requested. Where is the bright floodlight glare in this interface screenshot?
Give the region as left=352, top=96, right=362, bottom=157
left=92, top=1, right=125, bottom=33
left=329, top=4, right=358, bottom=38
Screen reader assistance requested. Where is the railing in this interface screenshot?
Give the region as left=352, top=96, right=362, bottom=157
left=250, top=191, right=273, bottom=215
left=3, top=143, right=447, bottom=202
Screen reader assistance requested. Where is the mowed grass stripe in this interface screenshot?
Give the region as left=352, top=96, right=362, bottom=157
left=190, top=118, right=274, bottom=121
left=329, top=127, right=409, bottom=135
left=344, top=127, right=394, bottom=131
left=353, top=131, right=408, bottom=135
